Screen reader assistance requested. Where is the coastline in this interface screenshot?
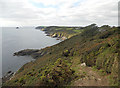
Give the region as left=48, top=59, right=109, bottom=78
left=43, top=30, right=67, bottom=41
left=3, top=25, right=119, bottom=86
left=2, top=59, right=35, bottom=83
left=2, top=28, right=62, bottom=83
left=2, top=26, right=79, bottom=83
left=2, top=71, right=15, bottom=83
left=35, top=26, right=77, bottom=41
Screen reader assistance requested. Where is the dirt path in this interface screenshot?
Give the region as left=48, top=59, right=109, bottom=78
left=72, top=65, right=109, bottom=86
left=70, top=56, right=109, bottom=86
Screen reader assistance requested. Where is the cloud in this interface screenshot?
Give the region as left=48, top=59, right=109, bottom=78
left=0, top=0, right=118, bottom=26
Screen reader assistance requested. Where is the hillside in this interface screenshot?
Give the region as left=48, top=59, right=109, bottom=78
left=3, top=24, right=119, bottom=87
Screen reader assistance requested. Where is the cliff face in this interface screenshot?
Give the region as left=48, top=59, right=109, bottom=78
left=36, top=26, right=83, bottom=40
left=3, top=24, right=119, bottom=86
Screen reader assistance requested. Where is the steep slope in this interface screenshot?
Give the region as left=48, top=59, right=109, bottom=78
left=3, top=24, right=119, bottom=87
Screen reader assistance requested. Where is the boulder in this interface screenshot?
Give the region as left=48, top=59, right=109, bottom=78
left=80, top=63, right=86, bottom=67
left=7, top=71, right=12, bottom=74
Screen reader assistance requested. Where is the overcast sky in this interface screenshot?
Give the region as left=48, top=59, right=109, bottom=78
left=0, top=0, right=119, bottom=27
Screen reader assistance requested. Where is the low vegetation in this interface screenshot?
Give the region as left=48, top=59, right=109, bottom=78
left=3, top=24, right=120, bottom=87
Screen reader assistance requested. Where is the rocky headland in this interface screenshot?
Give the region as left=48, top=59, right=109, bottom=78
left=35, top=26, right=83, bottom=41
left=13, top=49, right=50, bottom=59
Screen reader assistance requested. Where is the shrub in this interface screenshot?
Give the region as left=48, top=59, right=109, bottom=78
left=62, top=50, right=70, bottom=57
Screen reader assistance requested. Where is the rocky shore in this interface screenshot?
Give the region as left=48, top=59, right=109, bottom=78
left=2, top=71, right=15, bottom=83
left=3, top=48, right=44, bottom=83
left=36, top=27, right=68, bottom=41
left=13, top=49, right=50, bottom=59
left=3, top=49, right=47, bottom=83
left=45, top=32, right=67, bottom=41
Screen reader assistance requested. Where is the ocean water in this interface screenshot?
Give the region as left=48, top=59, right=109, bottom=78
left=2, top=27, right=60, bottom=77
left=0, top=28, right=2, bottom=78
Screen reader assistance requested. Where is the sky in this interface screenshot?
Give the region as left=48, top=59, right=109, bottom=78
left=0, top=0, right=119, bottom=27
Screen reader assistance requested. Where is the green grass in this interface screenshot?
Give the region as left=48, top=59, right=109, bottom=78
left=73, top=29, right=82, bottom=33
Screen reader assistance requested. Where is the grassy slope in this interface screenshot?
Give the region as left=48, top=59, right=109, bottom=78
left=4, top=24, right=119, bottom=86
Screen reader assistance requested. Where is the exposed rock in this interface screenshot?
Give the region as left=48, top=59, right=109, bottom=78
left=98, top=78, right=101, bottom=81
left=13, top=49, right=49, bottom=59
left=7, top=71, right=12, bottom=74
left=56, top=38, right=60, bottom=40
left=35, top=26, right=45, bottom=29
left=16, top=27, right=19, bottom=29
left=2, top=71, right=14, bottom=83
left=80, top=63, right=86, bottom=67
left=52, top=33, right=58, bottom=38
left=46, top=33, right=50, bottom=36
left=61, top=36, right=67, bottom=40
left=13, top=49, right=39, bottom=56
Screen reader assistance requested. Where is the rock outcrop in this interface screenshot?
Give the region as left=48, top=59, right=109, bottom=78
left=13, top=49, right=49, bottom=59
